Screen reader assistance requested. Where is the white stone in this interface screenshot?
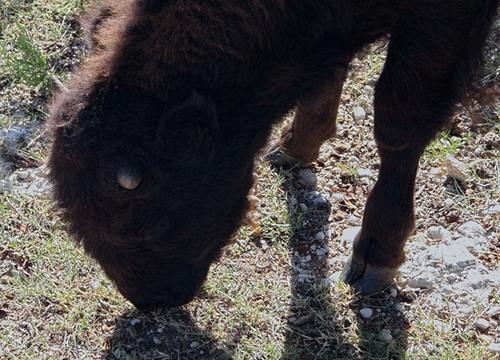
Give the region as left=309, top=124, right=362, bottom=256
left=296, top=168, right=317, bottom=188
left=353, top=106, right=366, bottom=120
left=379, top=329, right=393, bottom=343
left=445, top=154, right=469, bottom=183
left=130, top=319, right=141, bottom=326
left=475, top=318, right=490, bottom=331
left=458, top=221, right=486, bottom=238
left=360, top=308, right=373, bottom=319
left=357, top=168, right=373, bottom=178
left=427, top=226, right=451, bottom=240
left=340, top=227, right=361, bottom=246
left=488, top=343, right=500, bottom=354
left=485, top=204, right=500, bottom=215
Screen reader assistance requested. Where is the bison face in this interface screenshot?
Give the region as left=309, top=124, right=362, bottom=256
left=49, top=86, right=255, bottom=310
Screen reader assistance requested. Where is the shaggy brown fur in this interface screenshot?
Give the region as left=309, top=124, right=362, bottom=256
left=48, top=0, right=499, bottom=310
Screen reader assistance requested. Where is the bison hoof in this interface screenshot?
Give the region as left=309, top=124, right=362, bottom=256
left=341, top=255, right=397, bottom=295
left=264, top=148, right=300, bottom=169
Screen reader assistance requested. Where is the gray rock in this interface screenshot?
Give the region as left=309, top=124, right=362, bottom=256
left=296, top=168, right=317, bottom=188
left=340, top=227, right=361, bottom=246
left=458, top=221, right=486, bottom=238
left=360, top=308, right=373, bottom=319
left=488, top=343, right=500, bottom=354
left=353, top=106, right=366, bottom=120
left=357, top=168, right=373, bottom=178
left=427, top=243, right=476, bottom=270
left=445, top=154, right=469, bottom=184
left=427, top=226, right=451, bottom=241
left=379, top=329, right=393, bottom=343
left=475, top=318, right=490, bottom=331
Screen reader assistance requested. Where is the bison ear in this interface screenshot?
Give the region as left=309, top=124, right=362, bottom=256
left=167, top=91, right=219, bottom=150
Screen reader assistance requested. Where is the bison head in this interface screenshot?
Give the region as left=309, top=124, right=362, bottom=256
left=49, top=83, right=258, bottom=310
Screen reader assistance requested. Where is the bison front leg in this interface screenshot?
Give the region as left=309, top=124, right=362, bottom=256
left=341, top=8, right=489, bottom=293
left=267, top=67, right=347, bottom=166
left=341, top=147, right=420, bottom=293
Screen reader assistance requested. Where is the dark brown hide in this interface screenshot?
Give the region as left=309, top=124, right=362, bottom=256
left=48, top=0, right=499, bottom=310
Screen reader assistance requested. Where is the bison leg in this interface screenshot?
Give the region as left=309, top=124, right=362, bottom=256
left=267, top=67, right=347, bottom=167
left=341, top=12, right=487, bottom=293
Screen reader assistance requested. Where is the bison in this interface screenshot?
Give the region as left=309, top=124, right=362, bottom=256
left=48, top=0, right=499, bottom=310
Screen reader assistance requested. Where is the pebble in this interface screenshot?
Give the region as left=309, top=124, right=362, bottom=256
left=488, top=343, right=500, bottom=354
left=484, top=204, right=500, bottom=215
left=379, top=328, right=393, bottom=343
left=190, top=341, right=200, bottom=349
left=357, top=168, right=373, bottom=178
left=389, top=287, right=398, bottom=298
left=360, top=308, right=373, bottom=319
left=475, top=318, right=490, bottom=331
left=129, top=319, right=140, bottom=326
left=445, top=154, right=469, bottom=184
left=487, top=306, right=500, bottom=317
left=340, top=227, right=361, bottom=246
left=332, top=192, right=345, bottom=202
left=347, top=215, right=361, bottom=225
left=299, top=203, right=308, bottom=212
left=315, top=231, right=325, bottom=240
left=367, top=140, right=377, bottom=149
left=353, top=106, right=366, bottom=120
left=296, top=168, right=317, bottom=188
left=426, top=226, right=451, bottom=241
left=348, top=156, right=360, bottom=163
left=458, top=221, right=486, bottom=238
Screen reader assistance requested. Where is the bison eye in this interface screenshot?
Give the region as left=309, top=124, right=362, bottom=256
left=117, top=168, right=141, bottom=190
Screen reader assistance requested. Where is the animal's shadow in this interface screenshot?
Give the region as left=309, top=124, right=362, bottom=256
left=101, top=308, right=232, bottom=359
left=279, top=166, right=410, bottom=359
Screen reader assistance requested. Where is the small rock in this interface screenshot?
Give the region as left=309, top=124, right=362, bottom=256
left=364, top=85, right=374, bottom=96
left=389, top=287, right=398, bottom=298
left=348, top=155, right=360, bottom=164
left=427, top=243, right=476, bottom=270
left=332, top=192, right=345, bottom=202
left=445, top=154, right=469, bottom=184
left=299, top=203, right=308, bottom=212
left=486, top=306, right=500, bottom=317
left=458, top=221, right=486, bottom=238
left=379, top=329, right=393, bottom=343
left=484, top=204, right=500, bottom=215
left=347, top=215, right=361, bottom=226
left=488, top=343, right=500, bottom=354
left=360, top=308, right=373, bottom=319
left=153, top=336, right=162, bottom=345
left=129, top=318, right=140, bottom=326
left=367, top=140, right=377, bottom=149
left=357, top=168, right=373, bottom=178
left=296, top=168, right=317, bottom=188
left=427, top=226, right=451, bottom=240
left=340, top=227, right=361, bottom=247
left=353, top=106, right=366, bottom=120
left=190, top=341, right=200, bottom=349
left=315, top=231, right=325, bottom=240
left=475, top=318, right=490, bottom=331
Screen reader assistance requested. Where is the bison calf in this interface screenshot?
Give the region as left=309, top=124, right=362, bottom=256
left=48, top=0, right=499, bottom=310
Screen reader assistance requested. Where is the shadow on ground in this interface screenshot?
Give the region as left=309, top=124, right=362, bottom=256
left=279, top=166, right=410, bottom=359
left=102, top=308, right=233, bottom=359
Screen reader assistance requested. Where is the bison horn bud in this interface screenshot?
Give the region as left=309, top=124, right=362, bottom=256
left=117, top=168, right=141, bottom=190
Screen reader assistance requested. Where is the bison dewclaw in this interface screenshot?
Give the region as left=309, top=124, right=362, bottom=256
left=47, top=0, right=499, bottom=310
